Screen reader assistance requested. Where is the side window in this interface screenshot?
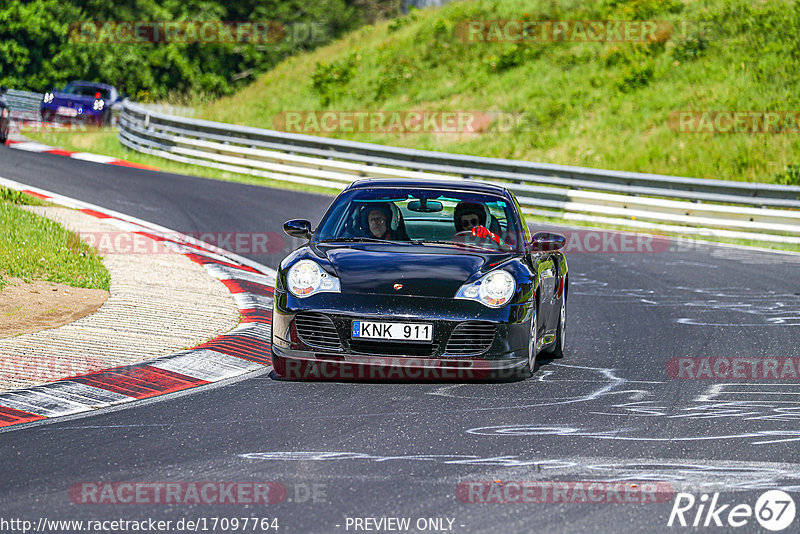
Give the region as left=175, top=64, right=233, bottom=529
left=487, top=203, right=508, bottom=231
left=513, top=196, right=531, bottom=245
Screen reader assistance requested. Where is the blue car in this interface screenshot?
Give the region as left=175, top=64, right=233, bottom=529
left=40, top=81, right=122, bottom=126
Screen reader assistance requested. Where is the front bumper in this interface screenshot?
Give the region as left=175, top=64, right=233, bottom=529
left=271, top=289, right=533, bottom=380
left=272, top=346, right=528, bottom=381
left=41, top=103, right=104, bottom=122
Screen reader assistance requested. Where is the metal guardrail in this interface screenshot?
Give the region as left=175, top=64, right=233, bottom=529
left=5, top=89, right=42, bottom=116
left=119, top=101, right=800, bottom=244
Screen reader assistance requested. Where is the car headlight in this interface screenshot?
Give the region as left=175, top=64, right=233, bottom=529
left=43, top=93, right=54, bottom=104
left=455, top=270, right=516, bottom=308
left=286, top=260, right=341, bottom=298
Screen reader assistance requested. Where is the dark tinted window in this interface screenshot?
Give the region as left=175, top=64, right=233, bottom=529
left=62, top=83, right=110, bottom=99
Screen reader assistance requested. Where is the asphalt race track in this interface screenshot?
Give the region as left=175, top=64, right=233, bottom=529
left=2, top=145, right=800, bottom=533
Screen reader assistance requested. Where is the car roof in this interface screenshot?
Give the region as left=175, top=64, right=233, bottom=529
left=347, top=178, right=508, bottom=195
left=66, top=81, right=115, bottom=89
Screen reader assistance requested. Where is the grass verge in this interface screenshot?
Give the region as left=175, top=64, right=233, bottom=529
left=0, top=187, right=110, bottom=290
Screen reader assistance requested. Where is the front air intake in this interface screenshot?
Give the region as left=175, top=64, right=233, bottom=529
left=445, top=322, right=496, bottom=355
left=295, top=312, right=342, bottom=350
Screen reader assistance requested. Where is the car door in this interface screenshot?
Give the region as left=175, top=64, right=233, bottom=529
left=537, top=256, right=558, bottom=334
left=510, top=194, right=555, bottom=341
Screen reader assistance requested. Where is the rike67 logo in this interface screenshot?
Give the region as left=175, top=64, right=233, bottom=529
left=668, top=490, right=796, bottom=531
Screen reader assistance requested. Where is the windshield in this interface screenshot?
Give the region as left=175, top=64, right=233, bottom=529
left=315, top=187, right=522, bottom=252
left=62, top=83, right=110, bottom=99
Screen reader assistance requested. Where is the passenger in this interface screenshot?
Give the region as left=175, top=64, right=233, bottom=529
left=361, top=203, right=396, bottom=240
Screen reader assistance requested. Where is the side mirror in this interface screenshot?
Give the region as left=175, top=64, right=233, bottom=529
left=284, top=219, right=312, bottom=240
left=527, top=232, right=566, bottom=252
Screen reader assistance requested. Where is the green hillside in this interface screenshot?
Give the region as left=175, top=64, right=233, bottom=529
left=199, top=0, right=800, bottom=184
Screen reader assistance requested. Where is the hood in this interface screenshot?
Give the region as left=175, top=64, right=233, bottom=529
left=318, top=244, right=490, bottom=297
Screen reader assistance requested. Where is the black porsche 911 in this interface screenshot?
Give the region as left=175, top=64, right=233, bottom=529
left=271, top=178, right=568, bottom=380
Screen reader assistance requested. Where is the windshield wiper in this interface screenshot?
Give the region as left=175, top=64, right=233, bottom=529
left=414, top=240, right=487, bottom=249
left=319, top=237, right=404, bottom=245
left=415, top=240, right=512, bottom=252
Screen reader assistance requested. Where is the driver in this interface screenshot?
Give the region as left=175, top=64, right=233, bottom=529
left=454, top=201, right=486, bottom=233
left=453, top=200, right=507, bottom=249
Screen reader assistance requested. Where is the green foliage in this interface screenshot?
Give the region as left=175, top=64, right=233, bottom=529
left=671, top=34, right=709, bottom=61
left=604, top=0, right=684, bottom=19
left=0, top=0, right=364, bottom=99
left=616, top=60, right=655, bottom=91
left=311, top=51, right=361, bottom=105
left=774, top=165, right=800, bottom=186
left=484, top=45, right=540, bottom=72
left=387, top=7, right=418, bottom=33
left=372, top=53, right=415, bottom=101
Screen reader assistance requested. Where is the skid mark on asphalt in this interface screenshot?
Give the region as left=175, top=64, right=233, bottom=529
left=466, top=424, right=800, bottom=445
left=571, top=274, right=800, bottom=326
left=424, top=364, right=625, bottom=401
left=240, top=451, right=575, bottom=468
left=464, top=377, right=800, bottom=445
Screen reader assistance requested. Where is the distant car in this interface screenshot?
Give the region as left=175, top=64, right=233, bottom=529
left=0, top=86, right=10, bottom=143
left=271, top=178, right=569, bottom=381
left=40, top=81, right=122, bottom=126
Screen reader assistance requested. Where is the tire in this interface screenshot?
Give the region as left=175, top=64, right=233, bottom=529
left=521, top=307, right=539, bottom=378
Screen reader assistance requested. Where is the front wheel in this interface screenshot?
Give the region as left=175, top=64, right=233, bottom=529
left=521, top=308, right=538, bottom=378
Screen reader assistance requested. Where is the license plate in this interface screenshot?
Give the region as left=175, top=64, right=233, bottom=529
left=352, top=321, right=432, bottom=342
left=56, top=106, right=77, bottom=117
